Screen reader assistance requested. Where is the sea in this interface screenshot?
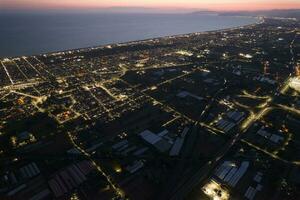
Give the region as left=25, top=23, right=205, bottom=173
left=0, top=12, right=258, bottom=58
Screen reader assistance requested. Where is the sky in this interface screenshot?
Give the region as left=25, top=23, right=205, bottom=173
left=1, top=0, right=300, bottom=11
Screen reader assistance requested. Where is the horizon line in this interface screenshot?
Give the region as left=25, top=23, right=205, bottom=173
left=1, top=6, right=300, bottom=13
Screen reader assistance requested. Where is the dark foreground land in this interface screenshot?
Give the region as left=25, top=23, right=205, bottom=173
left=0, top=17, right=300, bottom=200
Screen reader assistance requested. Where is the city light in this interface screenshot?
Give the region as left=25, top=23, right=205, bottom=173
left=202, top=180, right=230, bottom=200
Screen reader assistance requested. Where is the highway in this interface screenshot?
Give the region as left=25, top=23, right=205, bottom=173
left=167, top=30, right=299, bottom=200
left=170, top=37, right=297, bottom=200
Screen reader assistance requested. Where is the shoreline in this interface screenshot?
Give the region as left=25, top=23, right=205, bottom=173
left=1, top=16, right=261, bottom=60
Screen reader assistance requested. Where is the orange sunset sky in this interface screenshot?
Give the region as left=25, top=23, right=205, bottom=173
left=1, top=0, right=300, bottom=11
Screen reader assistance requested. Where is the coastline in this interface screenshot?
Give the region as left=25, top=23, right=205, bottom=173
left=1, top=15, right=261, bottom=60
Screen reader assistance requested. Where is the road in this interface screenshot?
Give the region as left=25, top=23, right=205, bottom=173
left=168, top=29, right=298, bottom=200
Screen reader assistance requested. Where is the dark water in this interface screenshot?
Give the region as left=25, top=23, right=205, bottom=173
left=0, top=13, right=257, bottom=58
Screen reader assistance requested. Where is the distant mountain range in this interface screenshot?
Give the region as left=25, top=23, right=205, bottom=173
left=218, top=9, right=300, bottom=19
left=100, top=7, right=200, bottom=14
left=103, top=8, right=300, bottom=19
left=1, top=7, right=299, bottom=19
left=0, top=7, right=201, bottom=14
